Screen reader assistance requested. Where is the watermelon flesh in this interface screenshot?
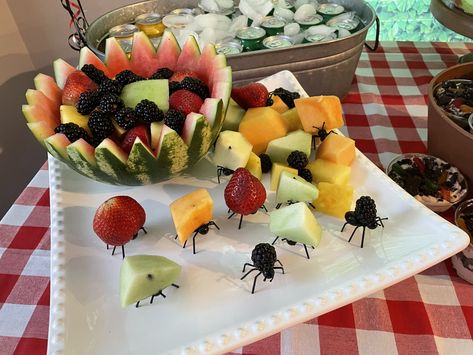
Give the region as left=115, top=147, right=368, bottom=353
left=79, top=46, right=111, bottom=78
left=175, top=36, right=201, bottom=72
left=34, top=73, right=62, bottom=108
left=129, top=31, right=159, bottom=78
left=154, top=31, right=181, bottom=71
left=105, top=37, right=131, bottom=77
left=22, top=104, right=60, bottom=130
left=27, top=122, right=55, bottom=147
left=26, top=89, right=60, bottom=119
left=53, top=58, right=76, bottom=89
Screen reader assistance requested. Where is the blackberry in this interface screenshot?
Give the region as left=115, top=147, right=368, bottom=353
left=115, top=70, right=144, bottom=86
left=88, top=110, right=114, bottom=139
left=164, top=109, right=186, bottom=134
left=76, top=90, right=100, bottom=115
left=180, top=77, right=210, bottom=100
left=354, top=196, right=377, bottom=227
left=287, top=150, right=308, bottom=169
left=114, top=107, right=137, bottom=130
left=81, top=64, right=107, bottom=84
left=259, top=153, right=272, bottom=173
left=268, top=87, right=300, bottom=108
left=54, top=122, right=90, bottom=143
left=135, top=99, right=164, bottom=123
left=298, top=168, right=312, bottom=182
left=251, top=243, right=277, bottom=279
left=98, top=78, right=122, bottom=96
left=99, top=94, right=124, bottom=114
left=149, top=67, right=174, bottom=80
left=169, top=81, right=181, bottom=95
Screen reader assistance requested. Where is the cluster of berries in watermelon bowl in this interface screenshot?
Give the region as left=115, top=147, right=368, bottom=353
left=22, top=31, right=231, bottom=185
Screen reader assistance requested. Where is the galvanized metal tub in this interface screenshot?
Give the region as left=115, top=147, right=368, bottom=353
left=84, top=0, right=376, bottom=97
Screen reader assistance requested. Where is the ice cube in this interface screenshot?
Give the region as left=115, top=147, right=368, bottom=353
left=195, top=13, right=232, bottom=30
left=229, top=15, right=249, bottom=36
left=239, top=0, right=273, bottom=20
left=291, top=32, right=306, bottom=44
left=337, top=28, right=351, bottom=38
left=284, top=22, right=300, bottom=36
left=200, top=27, right=232, bottom=45
left=274, top=7, right=294, bottom=22
left=294, top=3, right=318, bottom=23
left=294, top=0, right=309, bottom=9
left=217, top=0, right=235, bottom=9
left=330, top=11, right=356, bottom=22
left=305, top=24, right=337, bottom=36
left=200, top=0, right=220, bottom=12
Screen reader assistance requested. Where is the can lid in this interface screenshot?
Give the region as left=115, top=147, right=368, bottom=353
left=162, top=14, right=194, bottom=29
left=296, top=13, right=323, bottom=26
left=135, top=13, right=162, bottom=25
left=327, top=16, right=360, bottom=31
left=304, top=32, right=337, bottom=43
left=263, top=35, right=294, bottom=49
left=317, top=3, right=345, bottom=15
left=236, top=26, right=266, bottom=40
left=215, top=40, right=243, bottom=55
left=273, top=0, right=296, bottom=9
left=261, top=16, right=287, bottom=28
left=109, top=24, right=139, bottom=38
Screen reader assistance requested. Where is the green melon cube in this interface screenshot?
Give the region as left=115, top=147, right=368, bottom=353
left=121, top=79, right=169, bottom=111
left=222, top=98, right=246, bottom=131
left=265, top=130, right=312, bottom=164
left=269, top=202, right=322, bottom=247
left=213, top=130, right=252, bottom=170
left=120, top=255, right=181, bottom=307
left=270, top=163, right=298, bottom=191
left=276, top=171, right=319, bottom=204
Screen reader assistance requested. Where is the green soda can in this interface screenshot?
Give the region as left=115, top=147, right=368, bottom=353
left=260, top=16, right=287, bottom=36
left=303, top=32, right=337, bottom=44
left=262, top=35, right=294, bottom=49
left=236, top=27, right=267, bottom=52
left=317, top=3, right=345, bottom=22
left=215, top=40, right=243, bottom=55
left=296, top=13, right=324, bottom=31
left=326, top=14, right=361, bottom=33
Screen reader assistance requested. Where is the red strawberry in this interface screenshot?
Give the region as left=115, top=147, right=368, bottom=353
left=62, top=70, right=98, bottom=106
left=120, top=125, right=151, bottom=154
left=224, top=168, right=267, bottom=215
left=170, top=70, right=200, bottom=83
left=169, top=90, right=203, bottom=115
left=93, top=196, right=146, bottom=247
left=231, top=83, right=269, bottom=110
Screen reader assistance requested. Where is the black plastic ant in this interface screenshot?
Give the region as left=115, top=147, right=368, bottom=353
left=271, top=236, right=315, bottom=259
left=228, top=205, right=268, bottom=229
left=312, top=122, right=337, bottom=149
left=175, top=221, right=220, bottom=254
left=216, top=165, right=234, bottom=184
left=135, top=283, right=180, bottom=308
left=241, top=243, right=285, bottom=294
left=107, top=226, right=147, bottom=259
left=275, top=200, right=315, bottom=210
left=341, top=211, right=388, bottom=248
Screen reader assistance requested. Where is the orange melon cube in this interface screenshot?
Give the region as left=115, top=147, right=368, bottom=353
left=239, top=107, right=288, bottom=155
left=281, top=108, right=303, bottom=132
left=316, top=133, right=355, bottom=166
left=294, top=96, right=344, bottom=133
left=270, top=95, right=289, bottom=113
left=170, top=189, right=213, bottom=246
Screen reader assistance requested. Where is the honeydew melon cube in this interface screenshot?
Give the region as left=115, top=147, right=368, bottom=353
left=276, top=171, right=319, bottom=204
left=245, top=152, right=262, bottom=180
left=222, top=98, right=246, bottom=131
left=269, top=202, right=322, bottom=247
left=307, top=159, right=351, bottom=185
left=120, top=255, right=181, bottom=307
left=314, top=182, right=354, bottom=219
left=121, top=79, right=169, bottom=111
left=213, top=130, right=252, bottom=170
left=270, top=163, right=298, bottom=191
left=170, top=189, right=213, bottom=246
left=150, top=121, right=164, bottom=150
left=265, top=130, right=311, bottom=164
left=281, top=108, right=303, bottom=132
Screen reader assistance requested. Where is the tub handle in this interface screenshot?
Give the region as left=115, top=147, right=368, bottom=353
left=364, top=16, right=380, bottom=52
left=61, top=0, right=89, bottom=51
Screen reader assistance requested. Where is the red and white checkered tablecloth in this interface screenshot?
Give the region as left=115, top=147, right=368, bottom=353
left=1, top=41, right=473, bottom=355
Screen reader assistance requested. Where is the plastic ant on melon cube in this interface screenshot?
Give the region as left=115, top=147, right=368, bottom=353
left=312, top=122, right=337, bottom=149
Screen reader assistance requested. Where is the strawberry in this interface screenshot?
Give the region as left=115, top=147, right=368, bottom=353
left=120, top=125, right=151, bottom=154
left=62, top=70, right=98, bottom=106
left=170, top=70, right=200, bottom=83
left=224, top=168, right=267, bottom=215
left=231, top=83, right=269, bottom=110
left=93, top=196, right=146, bottom=247
left=169, top=90, right=203, bottom=115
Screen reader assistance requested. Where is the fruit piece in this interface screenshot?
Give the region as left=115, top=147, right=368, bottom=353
left=95, top=138, right=138, bottom=184
left=121, top=79, right=169, bottom=111
left=170, top=189, right=213, bottom=246
left=245, top=152, right=262, bottom=180
left=76, top=90, right=100, bottom=115
left=180, top=77, right=210, bottom=100
left=27, top=121, right=55, bottom=147
left=307, top=159, right=351, bottom=185
left=170, top=70, right=200, bottom=83
left=270, top=202, right=322, bottom=247
left=79, top=47, right=111, bottom=79
left=259, top=153, right=272, bottom=173
left=120, top=255, right=181, bottom=307
left=66, top=139, right=107, bottom=181
left=276, top=171, right=319, bottom=204
left=181, top=113, right=212, bottom=165
left=314, top=182, right=354, bottom=219
left=53, top=58, right=77, bottom=89
left=316, top=133, right=356, bottom=166
left=199, top=97, right=223, bottom=130
left=104, top=37, right=131, bottom=77
left=154, top=125, right=189, bottom=176
left=54, top=122, right=90, bottom=144
left=115, top=107, right=138, bottom=130
left=34, top=73, right=62, bottom=108
left=26, top=89, right=60, bottom=119
left=287, top=150, right=309, bottom=170
left=281, top=108, right=303, bottom=132
left=129, top=31, right=159, bottom=78
left=231, top=82, right=268, bottom=109
left=210, top=66, right=232, bottom=113
left=222, top=98, right=245, bottom=131
left=154, top=31, right=181, bottom=70
left=213, top=130, right=252, bottom=170
left=115, top=70, right=144, bottom=86
left=150, top=121, right=164, bottom=150
left=81, top=64, right=108, bottom=85
left=135, top=99, right=164, bottom=123
left=265, top=130, right=311, bottom=164
left=44, top=133, right=71, bottom=161
left=88, top=110, right=114, bottom=142
left=61, top=70, right=98, bottom=106
left=22, top=104, right=59, bottom=131
left=164, top=109, right=186, bottom=134
left=298, top=168, right=312, bottom=183
left=121, top=125, right=151, bottom=155
left=169, top=89, right=203, bottom=115
left=60, top=105, right=91, bottom=135
left=269, top=95, right=289, bottom=113
left=239, top=107, right=288, bottom=155
left=175, top=36, right=201, bottom=72
left=294, top=95, right=344, bottom=133
left=270, top=163, right=298, bottom=191
left=224, top=168, right=266, bottom=215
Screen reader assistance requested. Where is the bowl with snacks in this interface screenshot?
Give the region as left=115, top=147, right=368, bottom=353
left=452, top=198, right=473, bottom=283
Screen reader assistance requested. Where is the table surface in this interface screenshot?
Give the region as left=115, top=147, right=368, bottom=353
left=1, top=41, right=473, bottom=355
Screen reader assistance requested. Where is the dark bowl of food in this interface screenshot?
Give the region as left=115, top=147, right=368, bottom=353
left=452, top=198, right=473, bottom=283
left=428, top=62, right=473, bottom=200
left=386, top=153, right=468, bottom=212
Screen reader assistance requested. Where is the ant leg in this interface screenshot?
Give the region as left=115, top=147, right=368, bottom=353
left=348, top=226, right=359, bottom=243
left=303, top=244, right=310, bottom=259
left=228, top=211, right=236, bottom=219
left=241, top=267, right=258, bottom=280
left=112, top=246, right=117, bottom=256
left=276, top=259, right=284, bottom=268
left=122, top=245, right=125, bottom=259
left=209, top=221, right=220, bottom=230
left=341, top=222, right=349, bottom=232
left=238, top=214, right=244, bottom=229
left=274, top=266, right=285, bottom=275
left=192, top=230, right=198, bottom=255
left=141, top=226, right=147, bottom=234
left=106, top=244, right=109, bottom=250
left=174, top=234, right=178, bottom=240
left=272, top=236, right=279, bottom=245
left=308, top=203, right=316, bottom=210
left=360, top=227, right=366, bottom=248
left=251, top=272, right=263, bottom=294
left=377, top=217, right=388, bottom=228
left=171, top=283, right=179, bottom=288
left=217, top=169, right=221, bottom=184
left=275, top=203, right=282, bottom=210
left=261, top=204, right=268, bottom=212
left=242, top=263, right=254, bottom=272
left=135, top=300, right=140, bottom=308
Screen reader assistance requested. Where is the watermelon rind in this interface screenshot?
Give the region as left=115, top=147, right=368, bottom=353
left=27, top=122, right=55, bottom=147
left=66, top=139, right=109, bottom=181
left=182, top=113, right=212, bottom=166
left=155, top=126, right=189, bottom=177
left=53, top=58, right=76, bottom=89
left=126, top=137, right=161, bottom=184
left=45, top=133, right=72, bottom=162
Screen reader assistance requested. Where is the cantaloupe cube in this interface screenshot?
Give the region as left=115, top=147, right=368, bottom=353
left=270, top=95, right=289, bottom=113
left=294, top=96, right=344, bottom=133
left=170, top=189, right=213, bottom=246
left=316, top=133, right=355, bottom=166
left=245, top=152, right=262, bottom=180
left=314, top=182, right=353, bottom=219
left=239, top=107, right=288, bottom=155
left=270, top=163, right=297, bottom=191
left=281, top=108, right=303, bottom=132
left=307, top=159, right=351, bottom=185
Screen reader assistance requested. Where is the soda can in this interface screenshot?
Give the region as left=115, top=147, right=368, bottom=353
left=162, top=14, right=195, bottom=29
left=261, top=16, right=287, bottom=36
left=215, top=40, right=243, bottom=55
left=303, top=32, right=337, bottom=44
left=296, top=13, right=324, bottom=31
left=135, top=13, right=165, bottom=38
left=236, top=27, right=266, bottom=52
left=262, top=35, right=294, bottom=49
left=326, top=14, right=361, bottom=33
left=108, top=24, right=139, bottom=53
left=317, top=3, right=345, bottom=22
